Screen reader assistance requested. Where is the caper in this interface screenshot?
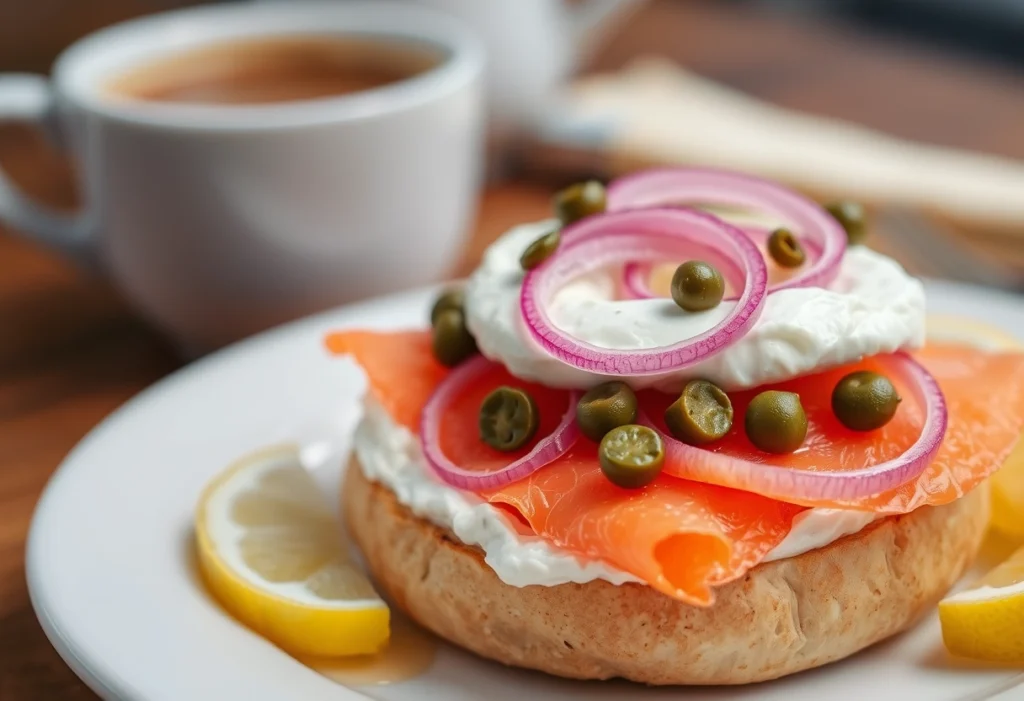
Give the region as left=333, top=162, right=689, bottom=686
left=598, top=424, right=665, bottom=489
left=479, top=386, right=539, bottom=452
left=832, top=370, right=901, bottom=431
left=430, top=288, right=465, bottom=326
left=664, top=380, right=733, bottom=445
left=432, top=309, right=477, bottom=367
left=553, top=180, right=606, bottom=225
left=766, top=227, right=806, bottom=268
left=576, top=381, right=638, bottom=441
left=825, top=200, right=867, bottom=245
left=744, top=391, right=808, bottom=454
left=520, top=228, right=561, bottom=270
left=671, top=260, right=725, bottom=312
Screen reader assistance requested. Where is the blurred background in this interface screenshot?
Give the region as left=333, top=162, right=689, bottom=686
left=3, top=0, right=1024, bottom=297
left=6, top=0, right=1024, bottom=72
left=738, top=0, right=1024, bottom=66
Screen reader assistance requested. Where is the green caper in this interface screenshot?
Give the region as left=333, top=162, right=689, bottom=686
left=432, top=309, right=477, bottom=367
left=767, top=227, right=806, bottom=268
left=664, top=380, right=734, bottom=445
left=430, top=288, right=465, bottom=326
left=479, top=386, right=539, bottom=452
left=744, top=391, right=808, bottom=454
left=598, top=424, right=665, bottom=489
left=576, top=381, right=638, bottom=441
left=825, top=201, right=867, bottom=245
left=832, top=370, right=902, bottom=431
left=553, top=180, right=607, bottom=225
left=671, top=260, right=725, bottom=312
left=520, top=228, right=561, bottom=270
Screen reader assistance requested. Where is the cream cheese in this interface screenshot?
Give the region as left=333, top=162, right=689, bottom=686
left=464, top=220, right=926, bottom=392
left=352, top=398, right=878, bottom=589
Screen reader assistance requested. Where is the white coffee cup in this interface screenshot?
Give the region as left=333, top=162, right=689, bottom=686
left=0, top=1, right=484, bottom=351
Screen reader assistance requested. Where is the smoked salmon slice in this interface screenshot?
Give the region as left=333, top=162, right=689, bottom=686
left=641, top=347, right=1024, bottom=512
left=483, top=446, right=802, bottom=605
left=326, top=330, right=445, bottom=431
left=418, top=353, right=802, bottom=605
left=327, top=329, right=1024, bottom=605
left=873, top=344, right=1024, bottom=512
left=329, top=329, right=801, bottom=604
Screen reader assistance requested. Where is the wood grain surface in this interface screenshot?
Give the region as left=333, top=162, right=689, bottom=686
left=1, top=1, right=1022, bottom=698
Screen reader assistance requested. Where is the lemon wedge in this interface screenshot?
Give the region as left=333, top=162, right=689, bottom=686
left=195, top=446, right=389, bottom=657
left=939, top=545, right=1024, bottom=664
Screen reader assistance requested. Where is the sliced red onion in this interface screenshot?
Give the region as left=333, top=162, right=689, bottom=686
left=420, top=355, right=581, bottom=490
left=607, top=168, right=846, bottom=291
left=622, top=260, right=660, bottom=300
left=623, top=226, right=823, bottom=300
left=647, top=353, right=947, bottom=505
left=521, top=208, right=768, bottom=376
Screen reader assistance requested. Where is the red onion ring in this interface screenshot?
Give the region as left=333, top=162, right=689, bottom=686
left=622, top=226, right=823, bottom=300
left=621, top=261, right=659, bottom=300
left=646, top=353, right=947, bottom=506
left=521, top=208, right=768, bottom=376
left=607, top=168, right=846, bottom=291
left=420, top=355, right=581, bottom=490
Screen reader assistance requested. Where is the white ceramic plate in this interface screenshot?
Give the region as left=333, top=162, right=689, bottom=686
left=26, top=282, right=1024, bottom=701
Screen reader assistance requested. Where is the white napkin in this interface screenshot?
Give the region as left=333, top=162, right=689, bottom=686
left=548, top=58, right=1024, bottom=233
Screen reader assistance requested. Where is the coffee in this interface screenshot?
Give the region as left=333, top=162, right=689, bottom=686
left=107, top=34, right=442, bottom=105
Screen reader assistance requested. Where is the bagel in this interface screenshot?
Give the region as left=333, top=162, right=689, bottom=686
left=343, top=463, right=988, bottom=685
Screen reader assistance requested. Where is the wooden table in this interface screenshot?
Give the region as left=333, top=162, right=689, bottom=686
left=2, top=1, right=1023, bottom=697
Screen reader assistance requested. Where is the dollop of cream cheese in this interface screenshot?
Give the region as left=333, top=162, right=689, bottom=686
left=352, top=397, right=879, bottom=588
left=465, top=220, right=926, bottom=391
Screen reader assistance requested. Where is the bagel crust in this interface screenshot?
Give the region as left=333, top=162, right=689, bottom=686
left=344, top=463, right=989, bottom=685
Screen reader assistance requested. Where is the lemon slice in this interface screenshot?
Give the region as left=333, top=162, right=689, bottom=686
left=195, top=446, right=389, bottom=657
left=939, top=545, right=1024, bottom=664
left=991, top=441, right=1024, bottom=542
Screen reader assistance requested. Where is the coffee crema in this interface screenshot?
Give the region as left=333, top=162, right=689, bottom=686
left=106, top=34, right=442, bottom=105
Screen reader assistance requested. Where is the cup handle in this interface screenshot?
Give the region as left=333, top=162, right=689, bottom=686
left=567, top=0, right=645, bottom=64
left=0, top=74, right=95, bottom=265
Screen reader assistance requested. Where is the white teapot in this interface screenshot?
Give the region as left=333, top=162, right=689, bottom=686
left=408, top=0, right=644, bottom=134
